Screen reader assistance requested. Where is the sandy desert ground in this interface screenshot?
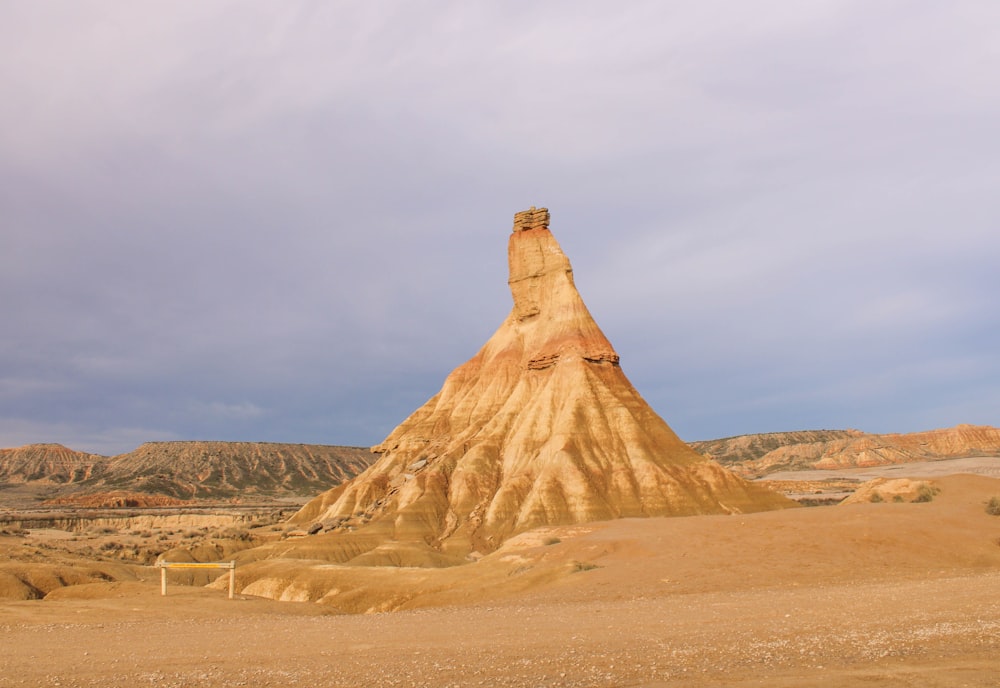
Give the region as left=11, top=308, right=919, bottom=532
left=3, top=470, right=1000, bottom=687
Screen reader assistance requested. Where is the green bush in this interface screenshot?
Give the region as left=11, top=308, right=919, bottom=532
left=913, top=484, right=939, bottom=503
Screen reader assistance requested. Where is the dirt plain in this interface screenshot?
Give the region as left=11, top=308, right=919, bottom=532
left=2, top=468, right=1000, bottom=687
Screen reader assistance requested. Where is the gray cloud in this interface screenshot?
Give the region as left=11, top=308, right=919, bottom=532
left=1, top=2, right=998, bottom=454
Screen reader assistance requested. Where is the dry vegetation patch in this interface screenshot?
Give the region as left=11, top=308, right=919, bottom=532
left=841, top=478, right=940, bottom=505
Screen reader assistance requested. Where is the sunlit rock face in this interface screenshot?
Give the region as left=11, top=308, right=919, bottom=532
left=693, top=425, right=1000, bottom=477
left=294, top=208, right=794, bottom=558
left=0, top=444, right=106, bottom=483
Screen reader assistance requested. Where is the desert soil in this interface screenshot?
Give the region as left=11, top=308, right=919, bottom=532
left=3, top=473, right=1000, bottom=687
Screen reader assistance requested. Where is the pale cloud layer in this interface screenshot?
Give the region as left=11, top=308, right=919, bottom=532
left=1, top=2, right=998, bottom=455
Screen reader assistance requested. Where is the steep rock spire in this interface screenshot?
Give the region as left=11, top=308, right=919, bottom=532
left=291, top=208, right=795, bottom=560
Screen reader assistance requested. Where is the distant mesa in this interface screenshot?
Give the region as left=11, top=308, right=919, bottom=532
left=275, top=207, right=795, bottom=565
left=693, top=425, right=1000, bottom=477
left=0, top=442, right=375, bottom=502
left=0, top=443, right=106, bottom=484
left=90, top=442, right=375, bottom=500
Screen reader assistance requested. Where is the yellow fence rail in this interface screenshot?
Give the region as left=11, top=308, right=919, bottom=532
left=154, top=560, right=236, bottom=599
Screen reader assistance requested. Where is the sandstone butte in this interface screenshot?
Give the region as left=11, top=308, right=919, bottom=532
left=248, top=208, right=795, bottom=569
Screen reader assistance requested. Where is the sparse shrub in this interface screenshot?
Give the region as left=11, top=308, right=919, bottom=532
left=216, top=527, right=252, bottom=541
left=913, top=485, right=939, bottom=503
left=870, top=492, right=884, bottom=503
left=249, top=513, right=282, bottom=528
left=892, top=495, right=904, bottom=503
left=543, top=537, right=561, bottom=546
left=571, top=561, right=600, bottom=573
left=986, top=497, right=1000, bottom=516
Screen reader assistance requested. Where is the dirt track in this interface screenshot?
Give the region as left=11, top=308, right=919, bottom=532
left=3, top=473, right=1000, bottom=687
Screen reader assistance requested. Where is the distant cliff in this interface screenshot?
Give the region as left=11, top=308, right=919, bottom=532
left=691, top=424, right=1000, bottom=477
left=0, top=441, right=376, bottom=501
left=0, top=443, right=107, bottom=484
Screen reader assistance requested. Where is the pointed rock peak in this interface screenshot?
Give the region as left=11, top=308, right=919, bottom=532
left=286, top=207, right=795, bottom=565
left=508, top=206, right=573, bottom=321
left=505, top=209, right=618, bottom=368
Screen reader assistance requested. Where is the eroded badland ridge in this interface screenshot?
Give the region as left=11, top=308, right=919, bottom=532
left=694, top=424, right=1000, bottom=477
left=0, top=442, right=375, bottom=506
left=0, top=443, right=107, bottom=484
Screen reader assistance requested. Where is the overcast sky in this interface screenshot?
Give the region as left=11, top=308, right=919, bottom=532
left=2, top=1, right=998, bottom=455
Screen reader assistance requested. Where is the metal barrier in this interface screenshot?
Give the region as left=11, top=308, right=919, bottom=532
left=154, top=560, right=236, bottom=599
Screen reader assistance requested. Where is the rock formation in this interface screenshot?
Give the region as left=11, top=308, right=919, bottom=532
left=690, top=430, right=858, bottom=468
left=0, top=444, right=106, bottom=484
left=93, top=442, right=375, bottom=499
left=695, top=425, right=1000, bottom=477
left=0, top=442, right=375, bottom=502
left=290, top=208, right=794, bottom=559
